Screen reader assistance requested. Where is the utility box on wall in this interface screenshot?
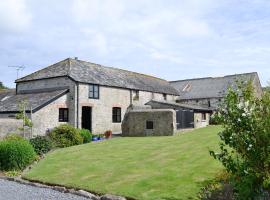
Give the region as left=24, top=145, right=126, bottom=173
left=122, top=109, right=176, bottom=137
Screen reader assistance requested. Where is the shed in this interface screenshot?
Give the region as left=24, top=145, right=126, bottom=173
left=146, top=100, right=213, bottom=129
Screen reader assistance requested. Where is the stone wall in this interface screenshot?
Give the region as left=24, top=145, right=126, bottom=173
left=122, top=109, right=176, bottom=136
left=16, top=77, right=77, bottom=127
left=77, top=84, right=177, bottom=134
left=14, top=78, right=178, bottom=135
left=0, top=115, right=23, bottom=138
left=194, top=112, right=210, bottom=128
left=31, top=94, right=69, bottom=136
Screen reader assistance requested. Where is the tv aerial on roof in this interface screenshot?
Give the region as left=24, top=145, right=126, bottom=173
left=8, top=65, right=25, bottom=79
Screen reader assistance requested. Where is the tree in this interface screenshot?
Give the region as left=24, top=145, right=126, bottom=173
left=0, top=81, right=7, bottom=90
left=210, top=81, right=270, bottom=199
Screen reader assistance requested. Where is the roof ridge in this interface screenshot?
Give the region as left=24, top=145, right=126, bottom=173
left=72, top=58, right=168, bottom=82
left=170, top=72, right=258, bottom=83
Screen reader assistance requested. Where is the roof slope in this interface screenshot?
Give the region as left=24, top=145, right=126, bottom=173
left=0, top=89, right=68, bottom=113
left=170, top=72, right=259, bottom=100
left=16, top=58, right=179, bottom=95
left=146, top=100, right=213, bottom=111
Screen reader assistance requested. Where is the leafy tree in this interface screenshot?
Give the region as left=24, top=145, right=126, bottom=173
left=210, top=81, right=270, bottom=199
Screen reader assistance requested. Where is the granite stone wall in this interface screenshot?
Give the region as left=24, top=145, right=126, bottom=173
left=122, top=109, right=176, bottom=136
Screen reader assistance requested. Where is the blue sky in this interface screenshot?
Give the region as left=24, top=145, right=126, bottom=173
left=0, top=0, right=270, bottom=88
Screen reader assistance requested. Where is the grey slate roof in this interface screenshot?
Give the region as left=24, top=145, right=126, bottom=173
left=0, top=89, right=68, bottom=113
left=146, top=100, right=213, bottom=112
left=16, top=58, right=179, bottom=95
left=170, top=72, right=259, bottom=100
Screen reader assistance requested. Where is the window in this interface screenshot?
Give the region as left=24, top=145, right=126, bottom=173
left=183, top=84, right=192, bottom=92
left=112, top=107, right=121, bottom=123
left=202, top=113, right=207, bottom=121
left=208, top=100, right=211, bottom=107
left=163, top=93, right=167, bottom=100
left=59, top=108, right=69, bottom=122
left=146, top=121, right=154, bottom=129
left=89, top=84, right=99, bottom=99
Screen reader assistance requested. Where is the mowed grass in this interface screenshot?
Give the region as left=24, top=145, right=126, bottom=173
left=24, top=126, right=223, bottom=200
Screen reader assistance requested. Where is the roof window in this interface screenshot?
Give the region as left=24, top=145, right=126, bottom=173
left=1, top=96, right=11, bottom=102
left=182, top=84, right=192, bottom=92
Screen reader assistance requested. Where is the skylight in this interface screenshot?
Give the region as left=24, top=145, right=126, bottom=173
left=182, top=84, right=192, bottom=92
left=1, top=96, right=11, bottom=102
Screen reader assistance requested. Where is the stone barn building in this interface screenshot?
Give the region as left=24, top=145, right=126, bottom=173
left=0, top=58, right=263, bottom=137
left=170, top=72, right=263, bottom=110
left=0, top=58, right=179, bottom=137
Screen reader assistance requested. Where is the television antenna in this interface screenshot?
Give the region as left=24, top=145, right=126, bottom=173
left=8, top=65, right=25, bottom=79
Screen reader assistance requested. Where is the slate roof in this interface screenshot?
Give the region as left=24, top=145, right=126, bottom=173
left=0, top=89, right=68, bottom=113
left=170, top=72, right=259, bottom=100
left=16, top=58, right=179, bottom=95
left=146, top=100, right=213, bottom=112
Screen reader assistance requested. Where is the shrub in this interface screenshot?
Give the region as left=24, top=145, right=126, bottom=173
left=48, top=124, right=83, bottom=148
left=0, top=135, right=36, bottom=171
left=210, top=81, right=270, bottom=199
left=79, top=129, right=92, bottom=143
left=29, top=136, right=53, bottom=155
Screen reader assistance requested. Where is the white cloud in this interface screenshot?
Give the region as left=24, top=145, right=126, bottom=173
left=0, top=0, right=31, bottom=33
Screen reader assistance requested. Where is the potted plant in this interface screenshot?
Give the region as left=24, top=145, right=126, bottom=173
left=104, top=130, right=112, bottom=139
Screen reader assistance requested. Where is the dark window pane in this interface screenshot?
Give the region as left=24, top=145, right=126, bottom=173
left=146, top=121, right=154, bottom=129
left=89, top=84, right=99, bottom=99
left=59, top=108, right=69, bottom=122
left=112, top=107, right=121, bottom=123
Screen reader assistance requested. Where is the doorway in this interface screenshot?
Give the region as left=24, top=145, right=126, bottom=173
left=82, top=106, right=92, bottom=132
left=176, top=108, right=194, bottom=129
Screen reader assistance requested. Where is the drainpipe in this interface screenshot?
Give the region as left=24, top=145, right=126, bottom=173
left=130, top=89, right=132, bottom=105
left=76, top=82, right=79, bottom=128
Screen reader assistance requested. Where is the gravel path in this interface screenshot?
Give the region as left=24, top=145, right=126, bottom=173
left=0, top=179, right=89, bottom=200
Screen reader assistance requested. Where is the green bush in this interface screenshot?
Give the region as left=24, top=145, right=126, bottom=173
left=30, top=136, right=53, bottom=155
left=210, top=81, right=270, bottom=199
left=48, top=124, right=83, bottom=148
left=0, top=135, right=36, bottom=171
left=78, top=129, right=92, bottom=143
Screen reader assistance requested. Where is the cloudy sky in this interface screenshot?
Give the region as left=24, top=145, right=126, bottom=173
left=0, top=0, right=270, bottom=88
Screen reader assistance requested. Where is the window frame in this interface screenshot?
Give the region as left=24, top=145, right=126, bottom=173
left=146, top=121, right=154, bottom=129
left=89, top=84, right=99, bottom=99
left=202, top=113, right=207, bottom=121
left=59, top=108, right=69, bottom=122
left=112, top=107, right=121, bottom=123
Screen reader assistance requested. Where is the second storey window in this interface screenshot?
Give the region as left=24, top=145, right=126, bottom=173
left=59, top=108, right=69, bottom=122
left=112, top=107, right=121, bottom=123
left=163, top=93, right=167, bottom=100
left=89, top=84, right=99, bottom=99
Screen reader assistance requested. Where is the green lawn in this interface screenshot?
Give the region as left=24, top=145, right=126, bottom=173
left=24, top=126, right=223, bottom=200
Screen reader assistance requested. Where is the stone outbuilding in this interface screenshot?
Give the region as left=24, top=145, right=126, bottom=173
left=122, top=105, right=176, bottom=136
left=146, top=100, right=212, bottom=129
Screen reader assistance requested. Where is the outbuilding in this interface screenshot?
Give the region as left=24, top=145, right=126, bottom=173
left=146, top=100, right=213, bottom=129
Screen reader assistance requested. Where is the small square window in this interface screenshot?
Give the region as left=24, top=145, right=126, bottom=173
left=146, top=121, right=154, bottom=129
left=59, top=108, right=69, bottom=122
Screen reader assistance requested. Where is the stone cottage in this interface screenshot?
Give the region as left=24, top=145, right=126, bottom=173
left=170, top=72, right=263, bottom=110
left=0, top=58, right=180, bottom=137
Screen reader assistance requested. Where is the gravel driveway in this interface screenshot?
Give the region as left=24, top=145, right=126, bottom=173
left=0, top=179, right=89, bottom=200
